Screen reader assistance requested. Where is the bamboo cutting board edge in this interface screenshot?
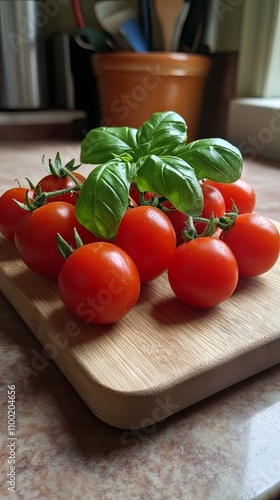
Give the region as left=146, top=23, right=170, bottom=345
left=58, top=335, right=280, bottom=429
left=1, top=226, right=280, bottom=429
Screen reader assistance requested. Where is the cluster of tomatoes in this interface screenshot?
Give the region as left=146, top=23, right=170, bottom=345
left=0, top=166, right=279, bottom=324
left=163, top=180, right=280, bottom=308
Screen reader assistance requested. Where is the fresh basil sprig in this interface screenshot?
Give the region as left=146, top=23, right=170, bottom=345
left=76, top=111, right=243, bottom=240
left=76, top=158, right=134, bottom=240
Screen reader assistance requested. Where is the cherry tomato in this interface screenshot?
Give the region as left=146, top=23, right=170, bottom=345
left=195, top=183, right=226, bottom=235
left=204, top=178, right=256, bottom=214
left=35, top=172, right=86, bottom=205
left=168, top=237, right=239, bottom=308
left=0, top=187, right=35, bottom=241
left=221, top=213, right=280, bottom=277
left=162, top=183, right=225, bottom=244
left=113, top=206, right=176, bottom=283
left=14, top=202, right=99, bottom=279
left=129, top=182, right=154, bottom=206
left=200, top=183, right=226, bottom=218
left=161, top=200, right=188, bottom=246
left=58, top=242, right=140, bottom=324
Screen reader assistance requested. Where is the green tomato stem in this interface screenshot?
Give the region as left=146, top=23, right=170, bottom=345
left=182, top=216, right=198, bottom=241
left=56, top=233, right=75, bottom=259
left=182, top=210, right=239, bottom=242
left=33, top=184, right=83, bottom=207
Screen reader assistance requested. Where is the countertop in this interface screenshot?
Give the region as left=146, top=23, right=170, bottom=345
left=0, top=141, right=280, bottom=500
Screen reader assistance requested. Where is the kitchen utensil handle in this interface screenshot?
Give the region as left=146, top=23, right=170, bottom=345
left=153, top=0, right=185, bottom=51
left=71, top=0, right=86, bottom=29
left=139, top=0, right=151, bottom=49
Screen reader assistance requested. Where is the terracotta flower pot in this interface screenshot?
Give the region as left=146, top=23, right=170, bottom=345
left=91, top=51, right=212, bottom=142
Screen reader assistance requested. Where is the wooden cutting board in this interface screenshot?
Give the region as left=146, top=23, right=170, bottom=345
left=1, top=229, right=280, bottom=429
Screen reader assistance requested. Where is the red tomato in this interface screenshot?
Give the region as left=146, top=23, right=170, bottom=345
left=221, top=213, right=280, bottom=277
left=0, top=187, right=34, bottom=241
left=129, top=182, right=154, bottom=206
left=58, top=242, right=140, bottom=324
left=113, top=206, right=176, bottom=283
left=204, top=178, right=256, bottom=214
left=35, top=172, right=86, bottom=205
left=195, top=183, right=226, bottom=235
left=200, top=183, right=226, bottom=218
left=76, top=222, right=104, bottom=245
left=161, top=200, right=188, bottom=246
left=14, top=202, right=99, bottom=279
left=162, top=183, right=225, bottom=244
left=168, top=237, right=239, bottom=308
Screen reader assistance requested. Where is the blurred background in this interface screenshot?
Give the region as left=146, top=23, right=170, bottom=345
left=0, top=0, right=279, bottom=160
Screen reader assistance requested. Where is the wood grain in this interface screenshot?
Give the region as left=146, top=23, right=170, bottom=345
left=0, top=227, right=280, bottom=430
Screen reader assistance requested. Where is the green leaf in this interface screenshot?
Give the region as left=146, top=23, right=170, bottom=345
left=136, top=111, right=187, bottom=157
left=176, top=138, right=243, bottom=182
left=75, top=158, right=133, bottom=240
left=135, top=155, right=203, bottom=216
left=80, top=127, right=138, bottom=165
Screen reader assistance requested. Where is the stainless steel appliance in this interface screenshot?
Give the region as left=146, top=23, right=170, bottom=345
left=0, top=0, right=49, bottom=109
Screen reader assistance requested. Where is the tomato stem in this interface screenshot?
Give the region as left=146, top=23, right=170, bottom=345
left=182, top=216, right=198, bottom=241
left=181, top=210, right=239, bottom=242
left=57, top=229, right=84, bottom=259
left=14, top=180, right=84, bottom=211
left=33, top=184, right=83, bottom=207
left=42, top=152, right=81, bottom=178
left=138, top=191, right=159, bottom=207
left=56, top=233, right=75, bottom=259
left=200, top=213, right=217, bottom=236
left=59, top=167, right=82, bottom=186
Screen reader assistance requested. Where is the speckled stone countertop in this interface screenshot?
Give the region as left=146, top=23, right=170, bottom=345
left=0, top=142, right=280, bottom=500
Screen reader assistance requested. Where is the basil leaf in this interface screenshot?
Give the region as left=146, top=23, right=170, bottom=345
left=76, top=159, right=132, bottom=239
left=136, top=155, right=203, bottom=216
left=80, top=127, right=138, bottom=165
left=176, top=138, right=243, bottom=182
left=136, top=111, right=187, bottom=157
